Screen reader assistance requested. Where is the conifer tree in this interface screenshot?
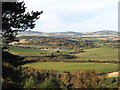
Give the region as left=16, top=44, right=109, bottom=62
left=2, top=1, right=43, bottom=44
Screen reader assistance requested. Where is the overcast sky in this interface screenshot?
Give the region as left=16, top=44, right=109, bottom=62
left=22, top=0, right=118, bottom=32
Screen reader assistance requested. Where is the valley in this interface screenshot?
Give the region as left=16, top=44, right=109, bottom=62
left=4, top=30, right=119, bottom=88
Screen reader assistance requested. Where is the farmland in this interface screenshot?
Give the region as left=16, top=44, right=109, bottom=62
left=23, top=62, right=118, bottom=73
left=9, top=46, right=55, bottom=56
left=7, top=36, right=119, bottom=73
left=9, top=46, right=118, bottom=62
left=74, top=47, right=118, bottom=61
left=5, top=35, right=119, bottom=88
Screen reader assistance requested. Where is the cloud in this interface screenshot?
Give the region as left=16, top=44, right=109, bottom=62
left=23, top=0, right=119, bottom=32
left=68, top=8, right=118, bottom=32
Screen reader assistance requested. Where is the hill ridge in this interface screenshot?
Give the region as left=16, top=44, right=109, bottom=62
left=18, top=30, right=118, bottom=36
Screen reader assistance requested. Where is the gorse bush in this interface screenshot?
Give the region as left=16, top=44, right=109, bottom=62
left=60, top=70, right=119, bottom=88
left=21, top=67, right=119, bottom=88
left=24, top=76, right=36, bottom=88
left=39, top=75, right=60, bottom=88
left=97, top=77, right=119, bottom=88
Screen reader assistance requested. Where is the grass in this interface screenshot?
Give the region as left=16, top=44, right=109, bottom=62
left=9, top=46, right=54, bottom=56
left=94, top=42, right=104, bottom=47
left=19, top=45, right=49, bottom=48
left=23, top=62, right=118, bottom=73
left=60, top=50, right=71, bottom=54
left=74, top=47, right=118, bottom=61
left=9, top=46, right=118, bottom=61
left=81, top=38, right=99, bottom=41
left=9, top=46, right=71, bottom=56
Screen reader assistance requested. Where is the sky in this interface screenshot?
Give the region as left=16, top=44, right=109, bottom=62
left=20, top=0, right=119, bottom=32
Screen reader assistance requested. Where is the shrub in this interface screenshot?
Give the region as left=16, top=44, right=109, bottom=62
left=24, top=76, right=36, bottom=88
left=39, top=75, right=60, bottom=88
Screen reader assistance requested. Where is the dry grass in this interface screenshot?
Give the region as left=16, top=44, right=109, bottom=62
left=107, top=72, right=119, bottom=77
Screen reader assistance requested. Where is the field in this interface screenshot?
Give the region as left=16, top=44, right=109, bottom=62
left=8, top=37, right=119, bottom=74
left=74, top=47, right=118, bottom=61
left=9, top=46, right=118, bottom=61
left=23, top=62, right=118, bottom=73
left=9, top=46, right=55, bottom=56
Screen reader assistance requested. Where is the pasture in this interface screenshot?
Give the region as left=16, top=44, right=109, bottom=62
left=23, top=62, right=118, bottom=73
left=9, top=46, right=70, bottom=56
left=9, top=46, right=118, bottom=61
left=74, top=47, right=118, bottom=61
left=9, top=46, right=54, bottom=56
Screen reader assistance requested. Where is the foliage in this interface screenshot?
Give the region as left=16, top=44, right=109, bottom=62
left=39, top=75, right=60, bottom=88
left=97, top=77, right=119, bottom=88
left=2, top=2, right=43, bottom=44
left=2, top=51, right=24, bottom=88
left=20, top=67, right=119, bottom=88
left=24, top=76, right=36, bottom=88
left=15, top=36, right=96, bottom=49
left=2, top=1, right=43, bottom=88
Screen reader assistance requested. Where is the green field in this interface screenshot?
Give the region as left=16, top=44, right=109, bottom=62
left=9, top=46, right=118, bottom=61
left=74, top=47, right=118, bottom=61
left=9, top=46, right=71, bottom=56
left=9, top=46, right=54, bottom=56
left=23, top=62, right=118, bottom=73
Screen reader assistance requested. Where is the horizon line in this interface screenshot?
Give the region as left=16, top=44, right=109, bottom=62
left=25, top=30, right=118, bottom=33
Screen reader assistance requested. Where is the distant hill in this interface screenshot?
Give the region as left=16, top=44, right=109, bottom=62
left=18, top=31, right=43, bottom=36
left=18, top=30, right=119, bottom=37
left=64, top=31, right=83, bottom=35
left=50, top=31, right=84, bottom=36
left=18, top=31, right=84, bottom=37
left=87, top=30, right=118, bottom=35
